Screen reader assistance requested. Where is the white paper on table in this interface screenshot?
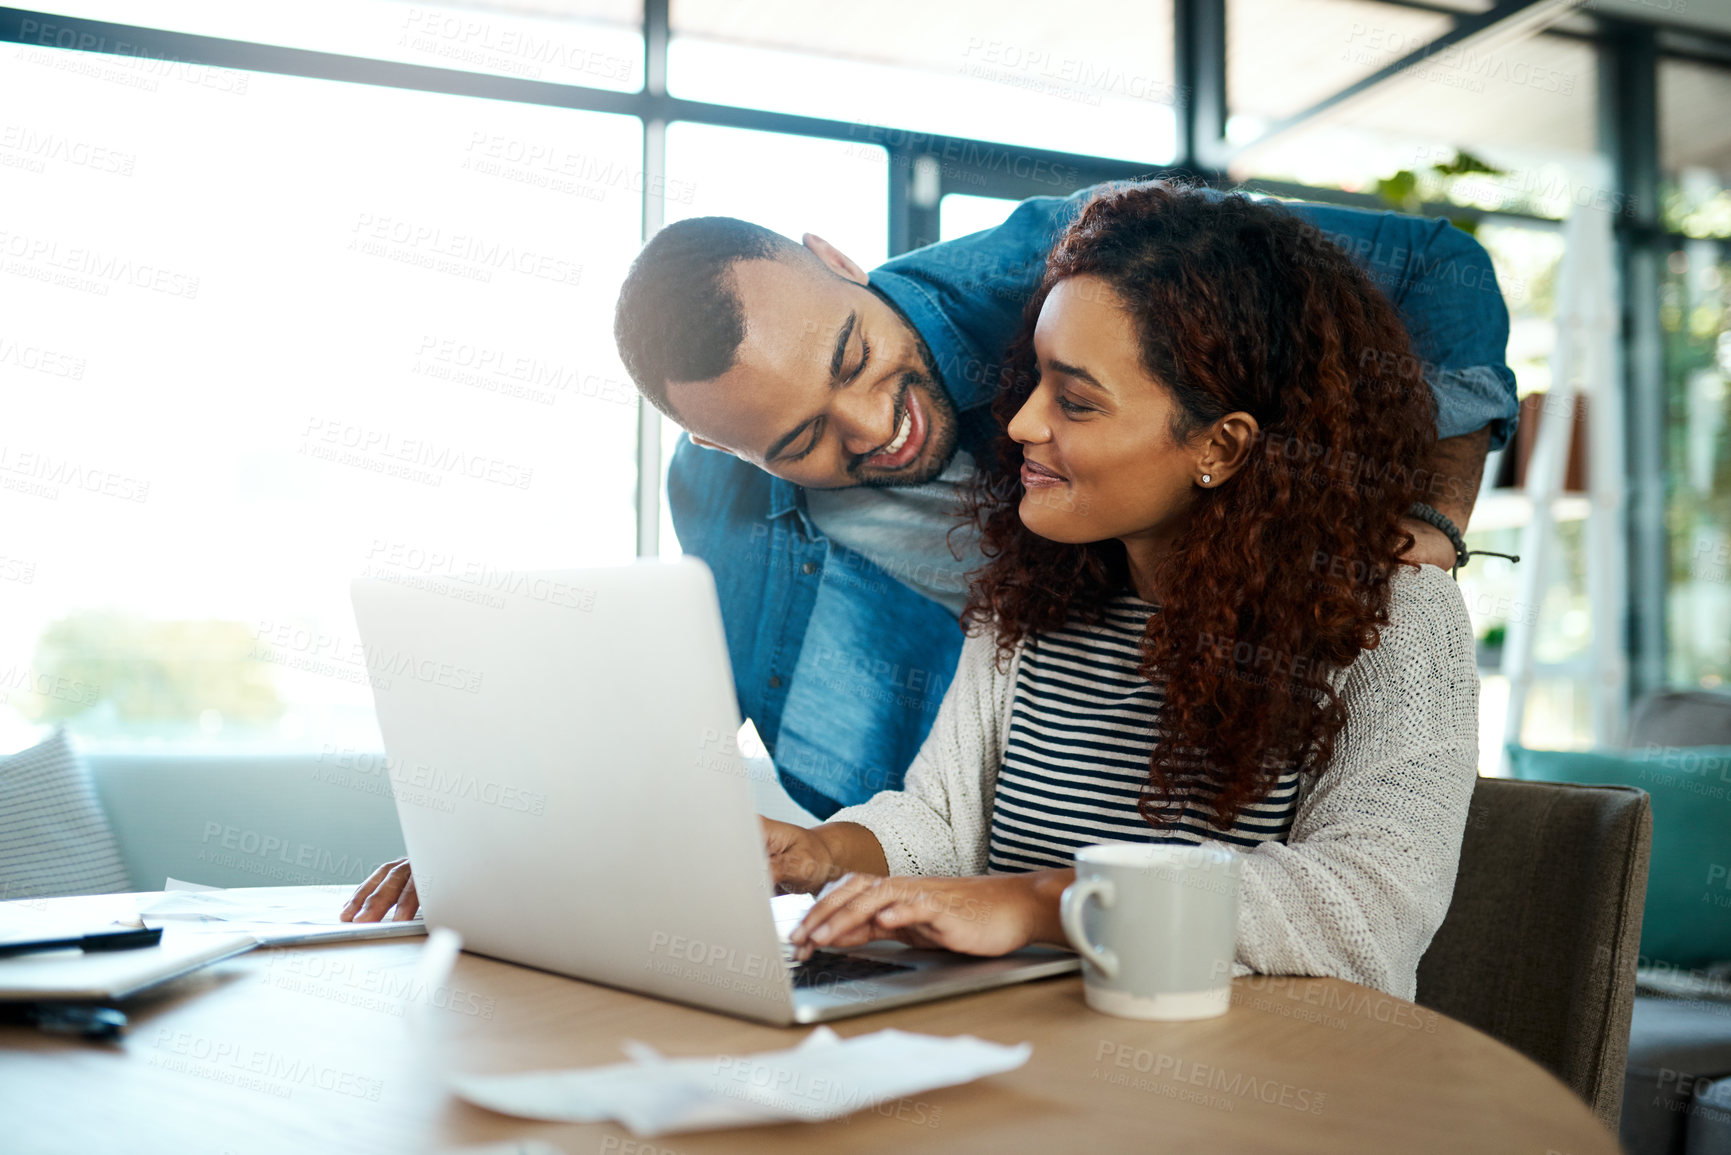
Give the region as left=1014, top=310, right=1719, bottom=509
left=144, top=881, right=391, bottom=922
left=137, top=882, right=426, bottom=944
left=450, top=1026, right=1031, bottom=1137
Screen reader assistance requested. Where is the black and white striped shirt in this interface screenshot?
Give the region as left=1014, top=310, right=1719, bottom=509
left=986, top=594, right=1302, bottom=874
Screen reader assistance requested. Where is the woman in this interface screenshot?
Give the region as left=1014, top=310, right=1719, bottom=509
left=767, top=182, right=1479, bottom=1001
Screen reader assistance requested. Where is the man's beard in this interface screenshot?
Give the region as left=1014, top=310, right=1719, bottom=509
left=845, top=362, right=962, bottom=490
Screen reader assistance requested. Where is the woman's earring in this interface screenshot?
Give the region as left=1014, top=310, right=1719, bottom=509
left=1200, top=474, right=1212, bottom=485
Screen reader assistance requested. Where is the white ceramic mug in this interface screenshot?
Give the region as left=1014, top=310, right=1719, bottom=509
left=1059, top=842, right=1241, bottom=1020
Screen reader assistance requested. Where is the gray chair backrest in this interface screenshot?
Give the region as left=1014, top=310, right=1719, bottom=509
left=1626, top=689, right=1731, bottom=749
left=1416, top=776, right=1652, bottom=1128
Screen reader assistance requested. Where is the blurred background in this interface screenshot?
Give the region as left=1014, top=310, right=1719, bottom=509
left=0, top=0, right=1727, bottom=769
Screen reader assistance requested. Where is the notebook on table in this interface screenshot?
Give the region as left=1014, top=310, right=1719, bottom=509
left=0, top=898, right=255, bottom=1002
left=0, top=925, right=256, bottom=1002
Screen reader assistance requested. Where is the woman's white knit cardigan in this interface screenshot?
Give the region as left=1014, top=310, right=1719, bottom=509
left=828, top=564, right=1481, bottom=1000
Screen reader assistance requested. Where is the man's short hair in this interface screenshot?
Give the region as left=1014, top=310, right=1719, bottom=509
left=613, top=217, right=809, bottom=418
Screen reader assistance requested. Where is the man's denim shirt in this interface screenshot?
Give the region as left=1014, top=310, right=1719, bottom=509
left=668, top=186, right=1518, bottom=819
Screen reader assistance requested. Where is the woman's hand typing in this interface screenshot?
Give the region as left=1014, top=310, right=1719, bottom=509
left=789, top=871, right=1071, bottom=960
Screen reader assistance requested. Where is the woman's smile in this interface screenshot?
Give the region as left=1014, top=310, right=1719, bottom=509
left=1020, top=458, right=1067, bottom=488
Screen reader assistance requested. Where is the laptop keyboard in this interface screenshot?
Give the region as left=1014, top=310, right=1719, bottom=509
left=788, top=949, right=916, bottom=989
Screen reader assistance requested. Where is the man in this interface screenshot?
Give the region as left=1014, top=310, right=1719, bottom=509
left=614, top=182, right=1515, bottom=819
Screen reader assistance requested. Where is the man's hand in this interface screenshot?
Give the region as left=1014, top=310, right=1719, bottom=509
left=1399, top=517, right=1459, bottom=571
left=341, top=858, right=418, bottom=922
left=788, top=873, right=1045, bottom=959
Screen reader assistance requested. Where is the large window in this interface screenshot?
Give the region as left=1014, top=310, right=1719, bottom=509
left=1662, top=242, right=1731, bottom=688
left=1227, top=7, right=1600, bottom=205
left=1660, top=57, right=1731, bottom=241
left=4, top=0, right=647, bottom=90
left=662, top=124, right=889, bottom=268
left=668, top=0, right=1178, bottom=165
left=4, top=4, right=1730, bottom=762
left=1659, top=57, right=1731, bottom=689
left=939, top=194, right=1019, bottom=242
left=0, top=39, right=643, bottom=751
left=1229, top=12, right=1608, bottom=756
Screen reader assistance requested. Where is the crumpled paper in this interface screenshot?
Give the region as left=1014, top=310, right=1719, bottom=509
left=450, top=1026, right=1031, bottom=1136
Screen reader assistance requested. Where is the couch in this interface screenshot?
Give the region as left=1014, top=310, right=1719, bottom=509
left=86, top=751, right=407, bottom=893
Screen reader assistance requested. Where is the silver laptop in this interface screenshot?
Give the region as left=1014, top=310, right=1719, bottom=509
left=349, top=558, right=1076, bottom=1025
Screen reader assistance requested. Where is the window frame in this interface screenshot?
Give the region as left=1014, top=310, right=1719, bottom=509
left=3, top=0, right=1729, bottom=713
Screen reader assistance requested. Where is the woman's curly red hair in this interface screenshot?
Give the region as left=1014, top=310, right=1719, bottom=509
left=962, top=182, right=1437, bottom=830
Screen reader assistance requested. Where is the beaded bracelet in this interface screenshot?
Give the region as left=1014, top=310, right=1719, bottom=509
left=1407, top=502, right=1520, bottom=577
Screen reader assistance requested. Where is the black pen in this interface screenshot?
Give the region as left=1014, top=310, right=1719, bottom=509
left=0, top=926, right=163, bottom=958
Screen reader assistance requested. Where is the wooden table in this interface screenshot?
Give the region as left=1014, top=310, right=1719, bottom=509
left=0, top=898, right=1620, bottom=1154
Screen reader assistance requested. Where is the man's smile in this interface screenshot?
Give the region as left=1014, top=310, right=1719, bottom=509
left=857, top=386, right=928, bottom=473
